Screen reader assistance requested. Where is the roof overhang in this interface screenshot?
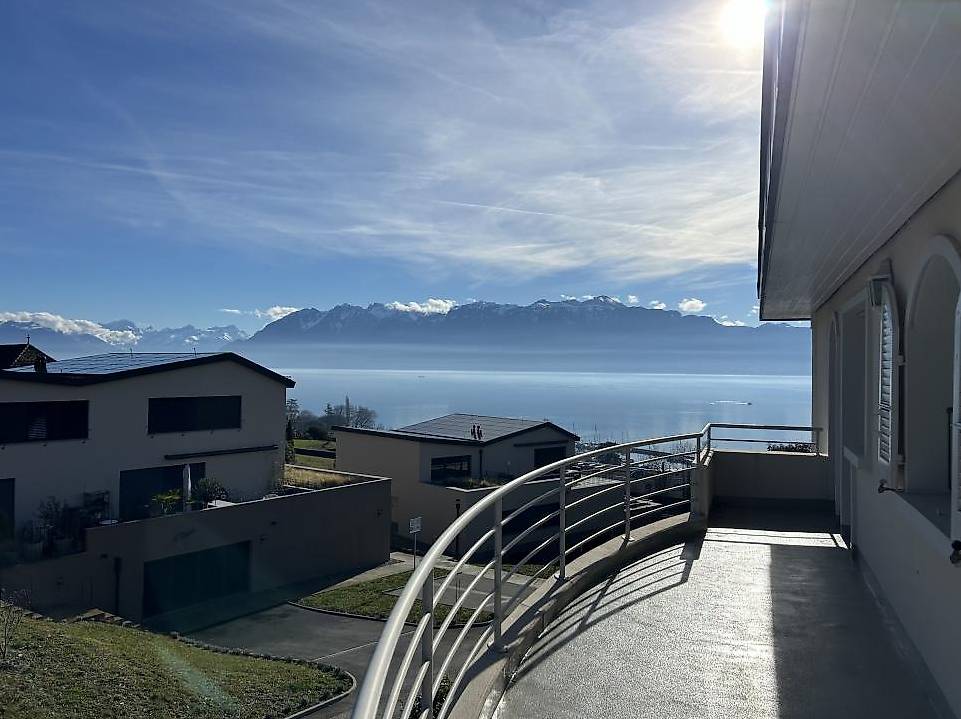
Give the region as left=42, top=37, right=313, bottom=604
left=758, top=0, right=961, bottom=320
left=0, top=352, right=295, bottom=388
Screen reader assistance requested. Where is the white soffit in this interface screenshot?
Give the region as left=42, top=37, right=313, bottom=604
left=762, top=0, right=961, bottom=320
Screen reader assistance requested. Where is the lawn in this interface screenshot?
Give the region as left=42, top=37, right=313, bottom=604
left=284, top=464, right=355, bottom=488
left=0, top=616, right=351, bottom=719
left=289, top=453, right=335, bottom=470
left=293, top=439, right=335, bottom=451
left=297, top=570, right=493, bottom=627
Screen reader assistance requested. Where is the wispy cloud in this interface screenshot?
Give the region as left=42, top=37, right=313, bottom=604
left=219, top=305, right=301, bottom=322
left=1, top=0, right=762, bottom=288
left=677, top=297, right=706, bottom=313
left=647, top=300, right=667, bottom=310
left=0, top=311, right=138, bottom=344
left=626, top=295, right=639, bottom=305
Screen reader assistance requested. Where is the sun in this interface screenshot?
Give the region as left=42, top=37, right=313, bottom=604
left=719, top=0, right=767, bottom=49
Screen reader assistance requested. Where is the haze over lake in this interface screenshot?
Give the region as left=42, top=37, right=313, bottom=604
left=278, top=348, right=811, bottom=443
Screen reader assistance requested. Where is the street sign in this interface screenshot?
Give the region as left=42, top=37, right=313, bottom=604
left=410, top=516, right=423, bottom=568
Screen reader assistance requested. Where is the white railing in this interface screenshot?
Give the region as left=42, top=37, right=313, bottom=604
left=351, top=423, right=820, bottom=719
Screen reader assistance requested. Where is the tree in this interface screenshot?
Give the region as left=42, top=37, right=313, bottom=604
left=285, top=418, right=296, bottom=463
left=285, top=398, right=301, bottom=420
left=322, top=396, right=377, bottom=428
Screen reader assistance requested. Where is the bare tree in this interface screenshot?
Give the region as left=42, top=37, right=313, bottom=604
left=0, top=588, right=29, bottom=667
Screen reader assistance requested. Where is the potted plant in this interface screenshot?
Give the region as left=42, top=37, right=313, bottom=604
left=192, top=478, right=229, bottom=509
left=150, top=490, right=183, bottom=516
left=19, top=524, right=44, bottom=561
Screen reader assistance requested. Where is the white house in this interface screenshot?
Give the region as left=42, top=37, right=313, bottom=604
left=336, top=413, right=579, bottom=544
left=0, top=350, right=293, bottom=535
left=759, top=1, right=961, bottom=712
left=0, top=348, right=392, bottom=625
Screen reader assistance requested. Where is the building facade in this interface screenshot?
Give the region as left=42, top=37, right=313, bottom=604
left=759, top=2, right=961, bottom=713
left=0, top=351, right=292, bottom=535
left=336, top=414, right=578, bottom=545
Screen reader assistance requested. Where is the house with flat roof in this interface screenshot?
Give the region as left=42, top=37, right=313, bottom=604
left=0, top=348, right=390, bottom=625
left=336, top=414, right=579, bottom=545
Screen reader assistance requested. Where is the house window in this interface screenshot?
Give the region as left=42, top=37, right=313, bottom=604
left=430, top=455, right=471, bottom=484
left=148, top=396, right=241, bottom=434
left=534, top=445, right=567, bottom=467
left=878, top=299, right=895, bottom=465
left=0, top=400, right=89, bottom=443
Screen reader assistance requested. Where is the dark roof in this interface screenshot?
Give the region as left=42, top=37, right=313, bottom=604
left=336, top=413, right=578, bottom=446
left=0, top=351, right=295, bottom=387
left=0, top=343, right=55, bottom=370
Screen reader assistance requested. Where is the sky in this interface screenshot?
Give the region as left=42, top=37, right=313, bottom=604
left=0, top=0, right=769, bottom=334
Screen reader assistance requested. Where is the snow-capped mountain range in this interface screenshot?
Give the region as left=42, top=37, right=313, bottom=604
left=0, top=315, right=248, bottom=358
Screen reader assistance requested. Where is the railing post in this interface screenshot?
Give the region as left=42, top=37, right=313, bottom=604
left=706, top=424, right=712, bottom=454
left=623, top=448, right=632, bottom=542
left=420, top=569, right=434, bottom=717
left=692, top=434, right=702, bottom=519
left=493, top=497, right=504, bottom=651
left=558, top=466, right=567, bottom=580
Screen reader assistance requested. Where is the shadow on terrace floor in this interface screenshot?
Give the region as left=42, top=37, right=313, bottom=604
left=495, top=502, right=951, bottom=719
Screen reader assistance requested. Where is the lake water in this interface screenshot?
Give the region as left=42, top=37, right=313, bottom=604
left=281, top=367, right=812, bottom=444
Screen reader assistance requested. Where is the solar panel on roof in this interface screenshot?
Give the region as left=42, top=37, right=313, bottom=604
left=10, top=352, right=222, bottom=375
left=397, top=413, right=543, bottom=441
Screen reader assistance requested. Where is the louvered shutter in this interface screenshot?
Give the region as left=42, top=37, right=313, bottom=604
left=878, top=300, right=894, bottom=464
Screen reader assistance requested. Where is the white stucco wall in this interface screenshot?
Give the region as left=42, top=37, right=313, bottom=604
left=810, top=172, right=961, bottom=715
left=336, top=425, right=576, bottom=546
left=0, top=360, right=288, bottom=531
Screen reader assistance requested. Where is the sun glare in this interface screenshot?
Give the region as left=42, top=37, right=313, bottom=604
left=719, top=0, right=767, bottom=49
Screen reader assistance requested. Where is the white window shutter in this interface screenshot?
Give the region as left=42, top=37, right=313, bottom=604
left=878, top=300, right=894, bottom=466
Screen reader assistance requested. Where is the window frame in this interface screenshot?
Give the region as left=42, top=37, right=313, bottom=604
left=0, top=400, right=89, bottom=444
left=147, top=395, right=242, bottom=435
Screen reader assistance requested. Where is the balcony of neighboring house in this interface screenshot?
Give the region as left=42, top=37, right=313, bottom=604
left=346, top=424, right=955, bottom=719
left=0, top=466, right=391, bottom=628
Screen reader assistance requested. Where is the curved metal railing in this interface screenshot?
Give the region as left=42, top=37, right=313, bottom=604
left=351, top=422, right=820, bottom=719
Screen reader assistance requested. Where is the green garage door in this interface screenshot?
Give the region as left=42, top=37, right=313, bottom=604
left=143, top=541, right=250, bottom=618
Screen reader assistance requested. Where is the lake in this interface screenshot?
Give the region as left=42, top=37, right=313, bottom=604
left=281, top=367, right=812, bottom=444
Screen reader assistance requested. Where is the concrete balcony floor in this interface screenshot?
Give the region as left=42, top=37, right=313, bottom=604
left=493, top=504, right=950, bottom=719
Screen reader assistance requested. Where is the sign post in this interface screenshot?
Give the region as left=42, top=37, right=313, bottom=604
left=409, top=516, right=422, bottom=569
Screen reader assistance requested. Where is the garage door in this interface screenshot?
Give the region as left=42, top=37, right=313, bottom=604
left=143, top=541, right=250, bottom=618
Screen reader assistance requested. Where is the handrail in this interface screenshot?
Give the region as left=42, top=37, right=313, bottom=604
left=350, top=422, right=820, bottom=719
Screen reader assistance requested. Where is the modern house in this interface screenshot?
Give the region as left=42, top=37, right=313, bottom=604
left=349, top=3, right=961, bottom=718
left=336, top=414, right=579, bottom=545
left=0, top=349, right=390, bottom=625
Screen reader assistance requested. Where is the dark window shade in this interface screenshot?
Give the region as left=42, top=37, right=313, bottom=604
left=0, top=401, right=88, bottom=443
left=534, top=446, right=567, bottom=467
left=148, top=396, right=241, bottom=434
left=430, top=455, right=471, bottom=483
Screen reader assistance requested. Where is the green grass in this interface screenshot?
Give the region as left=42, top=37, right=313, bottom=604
left=290, top=453, right=335, bottom=470
left=297, top=570, right=493, bottom=627
left=284, top=464, right=351, bottom=488
left=293, top=439, right=335, bottom=451
left=0, top=616, right=351, bottom=719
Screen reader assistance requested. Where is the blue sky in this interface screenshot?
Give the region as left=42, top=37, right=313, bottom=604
left=0, top=0, right=767, bottom=334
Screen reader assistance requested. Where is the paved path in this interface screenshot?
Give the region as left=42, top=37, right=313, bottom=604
left=494, top=509, right=949, bottom=719
left=191, top=557, right=544, bottom=718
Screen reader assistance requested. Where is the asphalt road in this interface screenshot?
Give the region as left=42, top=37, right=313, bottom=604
left=191, top=602, right=488, bottom=719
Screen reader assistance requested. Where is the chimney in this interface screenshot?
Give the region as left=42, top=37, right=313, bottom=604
left=34, top=355, right=47, bottom=374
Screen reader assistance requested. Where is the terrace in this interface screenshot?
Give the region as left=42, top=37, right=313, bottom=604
left=348, top=424, right=952, bottom=719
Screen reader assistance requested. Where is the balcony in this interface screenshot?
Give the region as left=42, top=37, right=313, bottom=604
left=348, top=425, right=953, bottom=719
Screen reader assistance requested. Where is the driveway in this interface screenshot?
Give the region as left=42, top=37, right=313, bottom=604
left=191, top=602, right=486, bottom=718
